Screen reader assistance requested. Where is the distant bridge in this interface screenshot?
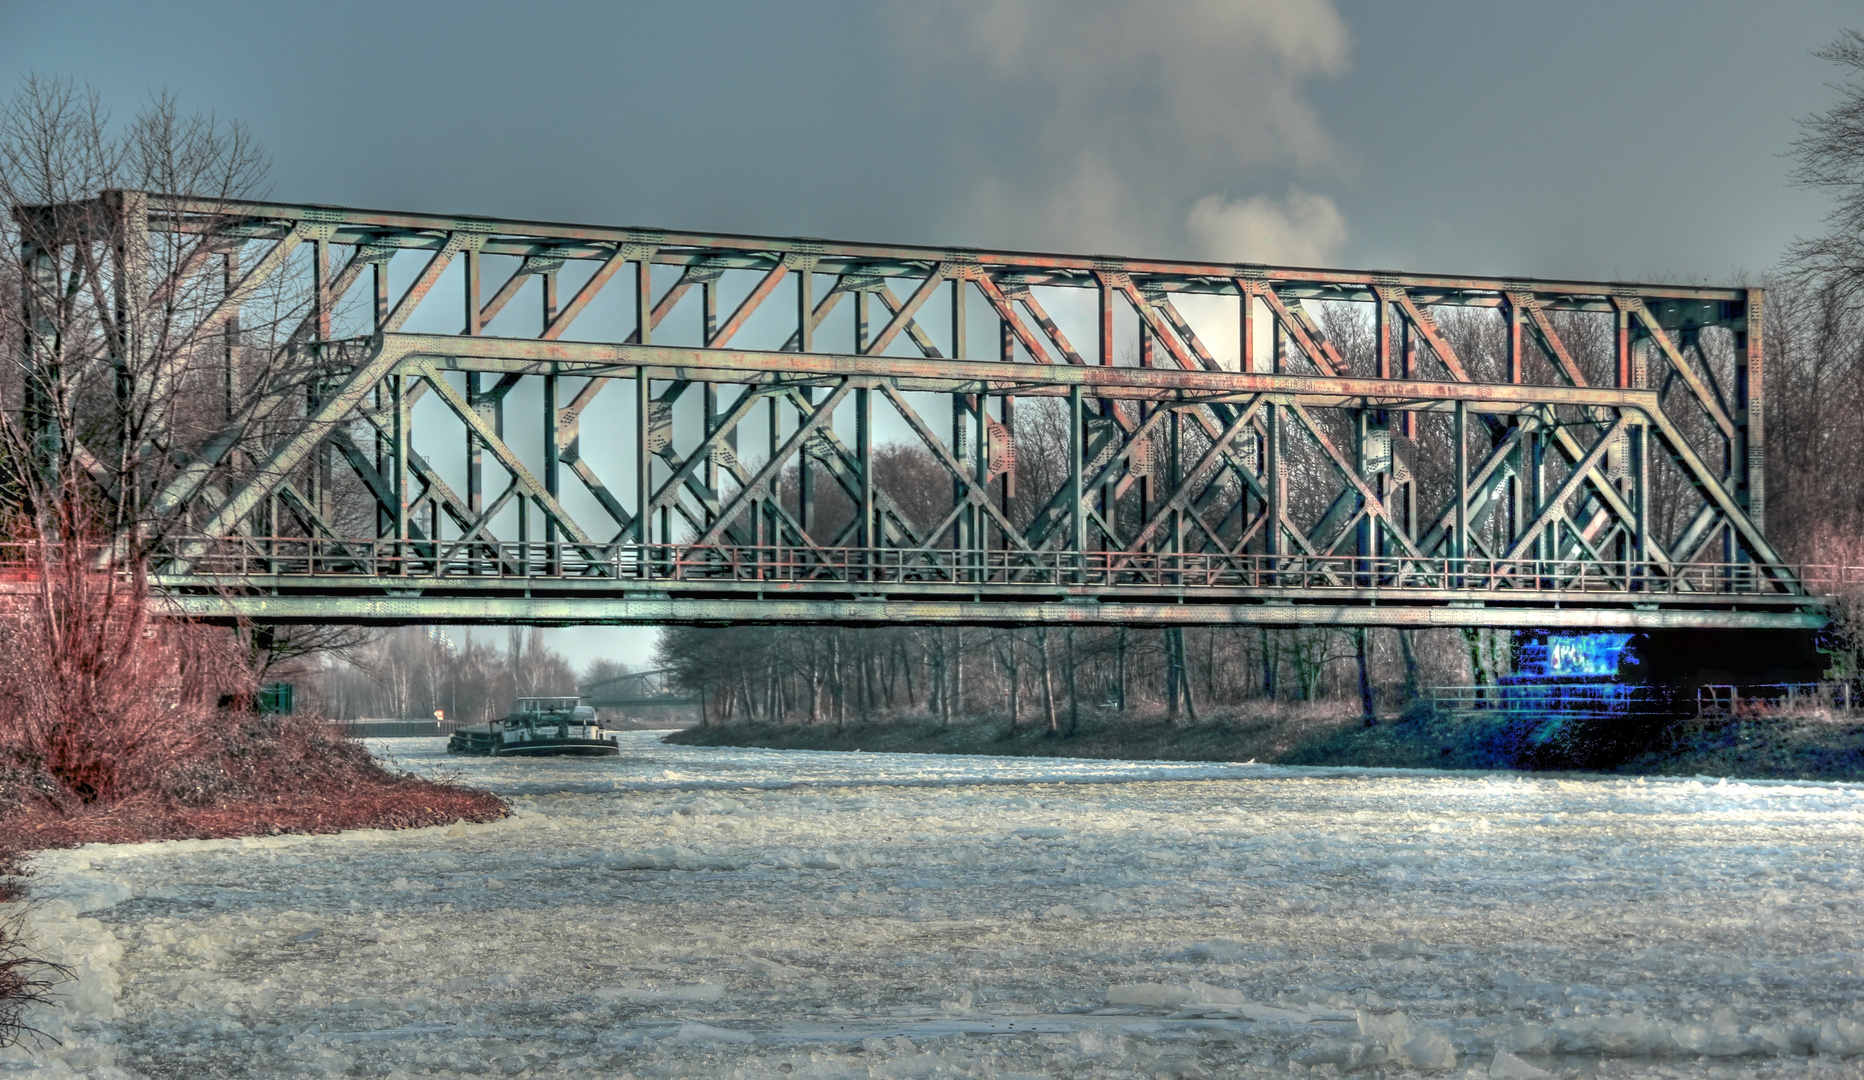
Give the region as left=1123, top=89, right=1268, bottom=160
left=582, top=669, right=695, bottom=709
left=17, top=192, right=1823, bottom=630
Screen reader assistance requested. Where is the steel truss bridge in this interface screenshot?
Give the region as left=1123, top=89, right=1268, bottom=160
left=25, top=193, right=1823, bottom=630
left=582, top=669, right=697, bottom=710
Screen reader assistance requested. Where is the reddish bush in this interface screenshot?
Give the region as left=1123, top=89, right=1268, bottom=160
left=0, top=505, right=249, bottom=804
left=0, top=505, right=504, bottom=849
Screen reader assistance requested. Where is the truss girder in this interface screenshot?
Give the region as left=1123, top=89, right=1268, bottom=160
left=26, top=192, right=1805, bottom=627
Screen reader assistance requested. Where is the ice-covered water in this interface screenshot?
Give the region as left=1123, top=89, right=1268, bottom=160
left=8, top=733, right=1864, bottom=1078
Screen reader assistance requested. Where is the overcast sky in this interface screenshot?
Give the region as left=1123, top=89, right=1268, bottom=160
left=3, top=0, right=1856, bottom=672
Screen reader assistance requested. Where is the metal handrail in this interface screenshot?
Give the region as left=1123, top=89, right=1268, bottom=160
left=114, top=536, right=1846, bottom=598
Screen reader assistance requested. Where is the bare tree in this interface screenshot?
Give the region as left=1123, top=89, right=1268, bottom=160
left=1789, top=31, right=1864, bottom=297
left=0, top=75, right=283, bottom=531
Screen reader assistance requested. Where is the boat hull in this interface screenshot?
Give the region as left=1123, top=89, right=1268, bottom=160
left=493, top=738, right=620, bottom=757
left=447, top=729, right=620, bottom=757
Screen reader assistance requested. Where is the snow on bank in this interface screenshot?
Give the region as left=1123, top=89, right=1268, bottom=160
left=5, top=732, right=1864, bottom=1078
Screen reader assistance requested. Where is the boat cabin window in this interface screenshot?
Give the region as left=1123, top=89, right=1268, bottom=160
left=516, top=697, right=582, bottom=713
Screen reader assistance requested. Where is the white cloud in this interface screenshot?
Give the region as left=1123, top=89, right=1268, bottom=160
left=1186, top=188, right=1348, bottom=267
left=888, top=0, right=1352, bottom=257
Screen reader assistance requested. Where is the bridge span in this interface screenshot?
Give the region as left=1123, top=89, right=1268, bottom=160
left=16, top=193, right=1823, bottom=631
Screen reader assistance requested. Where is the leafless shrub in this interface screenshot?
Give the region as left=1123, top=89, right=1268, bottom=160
left=0, top=907, right=70, bottom=1051
left=0, top=494, right=250, bottom=803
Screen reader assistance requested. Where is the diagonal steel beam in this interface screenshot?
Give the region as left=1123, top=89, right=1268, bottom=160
left=865, top=266, right=945, bottom=355
left=543, top=244, right=631, bottom=340
left=1628, top=301, right=1736, bottom=440
left=1125, top=399, right=1263, bottom=553
left=412, top=359, right=599, bottom=550
left=1503, top=415, right=1631, bottom=562
left=191, top=336, right=418, bottom=539
left=708, top=261, right=791, bottom=348
left=1248, top=281, right=1342, bottom=376
left=1384, top=287, right=1472, bottom=383
left=383, top=231, right=484, bottom=333
left=877, top=384, right=1033, bottom=552
left=1286, top=400, right=1423, bottom=558
left=694, top=380, right=854, bottom=547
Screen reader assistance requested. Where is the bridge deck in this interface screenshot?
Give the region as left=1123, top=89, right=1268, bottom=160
left=152, top=540, right=1823, bottom=628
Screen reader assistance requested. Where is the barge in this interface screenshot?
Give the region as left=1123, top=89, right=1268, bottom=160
left=447, top=696, right=621, bottom=757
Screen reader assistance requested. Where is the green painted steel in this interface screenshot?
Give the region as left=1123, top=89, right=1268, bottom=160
left=161, top=593, right=1823, bottom=631
left=14, top=192, right=1811, bottom=630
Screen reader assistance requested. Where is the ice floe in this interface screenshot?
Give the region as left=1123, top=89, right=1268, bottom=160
left=5, top=731, right=1864, bottom=1077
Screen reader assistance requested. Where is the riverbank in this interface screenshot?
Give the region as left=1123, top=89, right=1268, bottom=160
left=0, top=713, right=505, bottom=897
left=666, top=705, right=1864, bottom=782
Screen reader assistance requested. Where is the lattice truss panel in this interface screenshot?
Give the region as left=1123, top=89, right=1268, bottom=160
left=15, top=194, right=1813, bottom=625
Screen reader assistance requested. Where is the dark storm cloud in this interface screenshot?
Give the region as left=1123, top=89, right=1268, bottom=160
left=0, top=0, right=1850, bottom=279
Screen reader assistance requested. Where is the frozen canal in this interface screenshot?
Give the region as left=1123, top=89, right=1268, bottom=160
left=10, top=734, right=1864, bottom=1079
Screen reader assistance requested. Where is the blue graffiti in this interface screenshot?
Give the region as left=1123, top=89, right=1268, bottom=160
left=1520, top=633, right=1633, bottom=679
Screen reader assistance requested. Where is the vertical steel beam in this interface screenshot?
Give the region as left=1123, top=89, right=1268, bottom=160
left=952, top=394, right=967, bottom=550
left=543, top=369, right=560, bottom=555
left=1098, top=275, right=1114, bottom=367
left=1069, top=384, right=1085, bottom=580
left=635, top=256, right=653, bottom=346
left=1615, top=304, right=1632, bottom=389
left=1355, top=409, right=1372, bottom=567
left=951, top=277, right=970, bottom=551
left=1632, top=419, right=1650, bottom=569
left=1000, top=393, right=1015, bottom=524
left=1505, top=293, right=1524, bottom=384
left=1096, top=274, right=1114, bottom=540
left=374, top=259, right=389, bottom=328
left=1240, top=288, right=1257, bottom=374
left=393, top=374, right=409, bottom=559
left=1265, top=402, right=1284, bottom=560
left=20, top=239, right=59, bottom=484
left=1375, top=289, right=1392, bottom=381
left=797, top=266, right=813, bottom=352
left=703, top=278, right=718, bottom=344
left=374, top=383, right=389, bottom=540
left=1453, top=400, right=1469, bottom=566
left=766, top=394, right=781, bottom=552
left=703, top=382, right=718, bottom=525
left=1512, top=420, right=1530, bottom=554
left=637, top=257, right=656, bottom=551
left=800, top=387, right=815, bottom=539
left=1530, top=427, right=1547, bottom=563
left=112, top=191, right=149, bottom=513
left=1735, top=287, right=1764, bottom=532
left=950, top=276, right=966, bottom=361
left=312, top=237, right=331, bottom=339
left=972, top=392, right=988, bottom=558
left=222, top=250, right=240, bottom=424
left=308, top=236, right=331, bottom=523
left=1169, top=405, right=1184, bottom=565
left=857, top=386, right=873, bottom=550
left=635, top=367, right=650, bottom=544
left=465, top=247, right=483, bottom=516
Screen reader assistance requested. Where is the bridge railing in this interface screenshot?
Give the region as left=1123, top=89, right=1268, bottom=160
left=145, top=536, right=1822, bottom=598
